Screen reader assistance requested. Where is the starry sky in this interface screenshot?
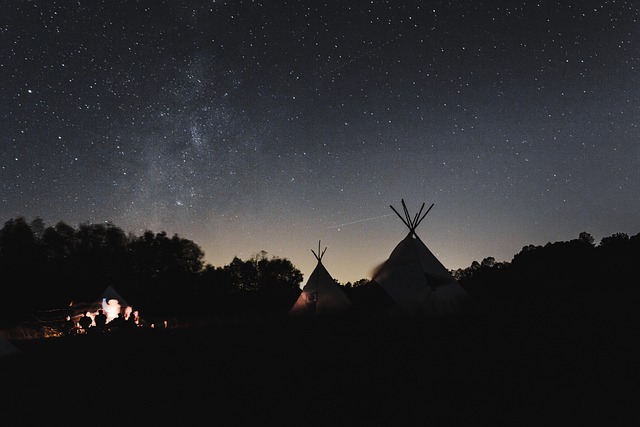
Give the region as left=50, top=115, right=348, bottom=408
left=2, top=0, right=639, bottom=284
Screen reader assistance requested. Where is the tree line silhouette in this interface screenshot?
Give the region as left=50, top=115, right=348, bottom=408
left=0, top=217, right=302, bottom=328
left=1, top=216, right=638, bottom=328
left=449, top=231, right=640, bottom=311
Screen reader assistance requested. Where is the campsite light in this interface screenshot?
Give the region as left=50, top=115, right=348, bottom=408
left=289, top=241, right=350, bottom=316
left=102, top=298, right=122, bottom=323
left=87, top=311, right=96, bottom=327
left=124, top=308, right=140, bottom=325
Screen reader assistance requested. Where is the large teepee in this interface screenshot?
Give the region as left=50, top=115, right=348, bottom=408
left=371, top=200, right=473, bottom=316
left=289, top=242, right=351, bottom=316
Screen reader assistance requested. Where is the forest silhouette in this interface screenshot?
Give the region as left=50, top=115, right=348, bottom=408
left=1, top=216, right=638, bottom=330
left=2, top=216, right=640, bottom=425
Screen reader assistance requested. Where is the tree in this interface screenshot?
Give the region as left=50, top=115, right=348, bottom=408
left=343, top=278, right=369, bottom=288
left=599, top=232, right=629, bottom=248
left=126, top=230, right=205, bottom=317
left=41, top=221, right=76, bottom=264
left=481, top=257, right=495, bottom=268
left=225, top=256, right=259, bottom=291
left=222, top=252, right=302, bottom=293
left=256, top=255, right=303, bottom=292
left=0, top=217, right=43, bottom=323
left=71, top=222, right=131, bottom=300
left=578, top=232, right=594, bottom=246
left=0, top=217, right=40, bottom=265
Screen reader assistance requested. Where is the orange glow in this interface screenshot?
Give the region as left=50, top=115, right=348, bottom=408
left=82, top=301, right=139, bottom=327
left=101, top=298, right=122, bottom=323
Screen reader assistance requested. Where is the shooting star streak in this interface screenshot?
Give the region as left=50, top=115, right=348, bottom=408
left=328, top=214, right=393, bottom=229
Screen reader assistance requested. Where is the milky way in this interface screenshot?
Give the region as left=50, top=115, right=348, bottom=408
left=2, top=1, right=639, bottom=282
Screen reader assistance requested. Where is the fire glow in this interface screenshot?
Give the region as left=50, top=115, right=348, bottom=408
left=81, top=299, right=138, bottom=327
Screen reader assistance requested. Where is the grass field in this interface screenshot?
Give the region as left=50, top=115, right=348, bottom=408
left=2, top=291, right=639, bottom=426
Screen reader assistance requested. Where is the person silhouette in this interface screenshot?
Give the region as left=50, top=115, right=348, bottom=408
left=125, top=312, right=137, bottom=329
left=78, top=312, right=92, bottom=332
left=108, top=312, right=125, bottom=332
left=94, top=309, right=107, bottom=332
left=63, top=315, right=76, bottom=336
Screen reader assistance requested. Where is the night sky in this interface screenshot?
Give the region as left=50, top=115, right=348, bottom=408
left=2, top=1, right=639, bottom=283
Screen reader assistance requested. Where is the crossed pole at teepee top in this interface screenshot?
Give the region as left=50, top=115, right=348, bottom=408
left=311, top=240, right=327, bottom=261
left=389, top=199, right=434, bottom=235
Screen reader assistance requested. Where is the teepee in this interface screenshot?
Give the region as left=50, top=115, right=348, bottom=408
left=371, top=200, right=473, bottom=316
left=70, top=285, right=135, bottom=324
left=289, top=242, right=351, bottom=316
left=0, top=335, right=20, bottom=358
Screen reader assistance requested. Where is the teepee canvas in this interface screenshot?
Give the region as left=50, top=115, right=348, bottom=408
left=0, top=335, right=20, bottom=358
left=371, top=200, right=473, bottom=316
left=70, top=285, right=134, bottom=324
left=289, top=242, right=351, bottom=316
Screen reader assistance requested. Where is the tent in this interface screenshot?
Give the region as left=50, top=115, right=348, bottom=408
left=0, top=335, right=20, bottom=358
left=289, top=242, right=352, bottom=316
left=98, top=285, right=132, bottom=322
left=371, top=200, right=473, bottom=316
left=71, top=285, right=136, bottom=325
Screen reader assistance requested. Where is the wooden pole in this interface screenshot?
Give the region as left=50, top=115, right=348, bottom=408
left=401, top=199, right=412, bottom=229
left=412, top=202, right=426, bottom=228
left=390, top=204, right=410, bottom=229
left=414, top=203, right=434, bottom=229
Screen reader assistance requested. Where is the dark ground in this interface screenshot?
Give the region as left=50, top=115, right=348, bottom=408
left=2, top=290, right=640, bottom=426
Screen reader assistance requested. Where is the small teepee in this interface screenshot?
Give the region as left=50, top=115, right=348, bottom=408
left=70, top=285, right=136, bottom=324
left=289, top=242, right=351, bottom=316
left=371, top=200, right=473, bottom=316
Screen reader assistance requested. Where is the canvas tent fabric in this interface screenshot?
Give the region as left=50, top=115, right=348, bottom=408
left=289, top=243, right=351, bottom=316
left=101, top=285, right=129, bottom=307
left=0, top=335, right=20, bottom=358
left=371, top=200, right=473, bottom=317
left=71, top=285, right=133, bottom=323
